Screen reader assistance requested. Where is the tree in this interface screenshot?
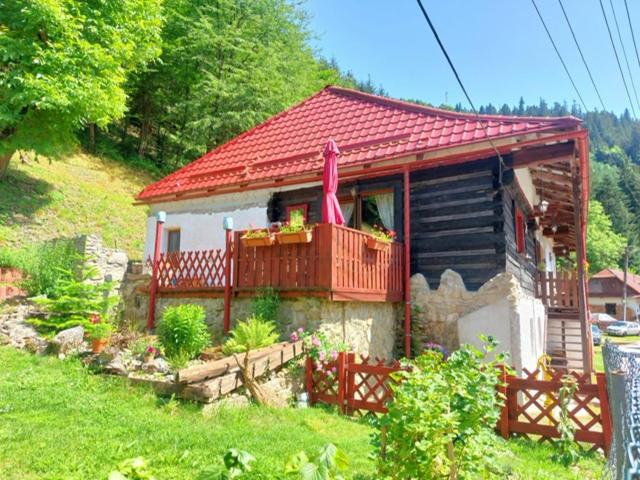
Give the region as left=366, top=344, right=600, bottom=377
left=586, top=200, right=627, bottom=274
left=0, top=0, right=163, bottom=177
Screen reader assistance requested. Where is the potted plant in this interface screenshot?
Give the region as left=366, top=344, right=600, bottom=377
left=366, top=225, right=396, bottom=251
left=88, top=322, right=113, bottom=354
left=276, top=216, right=313, bottom=244
left=241, top=226, right=275, bottom=247
left=143, top=345, right=158, bottom=364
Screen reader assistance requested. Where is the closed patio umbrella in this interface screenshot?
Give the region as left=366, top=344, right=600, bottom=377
left=321, top=139, right=344, bottom=225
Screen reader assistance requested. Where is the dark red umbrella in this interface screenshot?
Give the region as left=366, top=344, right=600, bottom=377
left=321, top=139, right=345, bottom=225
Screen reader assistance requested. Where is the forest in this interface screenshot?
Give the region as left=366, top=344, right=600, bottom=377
left=1, top=0, right=637, bottom=273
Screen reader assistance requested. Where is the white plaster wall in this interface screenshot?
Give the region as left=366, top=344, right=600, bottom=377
left=458, top=292, right=546, bottom=374
left=590, top=296, right=640, bottom=316
left=142, top=182, right=321, bottom=259
left=515, top=167, right=540, bottom=208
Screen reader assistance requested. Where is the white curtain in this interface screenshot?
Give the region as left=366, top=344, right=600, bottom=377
left=340, top=202, right=354, bottom=226
left=374, top=193, right=394, bottom=230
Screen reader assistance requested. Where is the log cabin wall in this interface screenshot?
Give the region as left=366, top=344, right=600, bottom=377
left=502, top=179, right=538, bottom=294
left=409, top=158, right=507, bottom=291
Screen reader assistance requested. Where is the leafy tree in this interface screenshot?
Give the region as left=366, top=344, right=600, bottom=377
left=586, top=200, right=627, bottom=274
left=0, top=0, right=163, bottom=176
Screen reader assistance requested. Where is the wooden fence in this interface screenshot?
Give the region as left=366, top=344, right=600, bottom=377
left=0, top=267, right=24, bottom=301
left=152, top=249, right=228, bottom=291
left=498, top=367, right=612, bottom=453
left=535, top=270, right=579, bottom=309
left=307, top=358, right=612, bottom=452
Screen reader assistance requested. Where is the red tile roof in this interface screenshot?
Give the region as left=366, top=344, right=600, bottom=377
left=138, top=86, right=581, bottom=202
left=591, top=268, right=640, bottom=296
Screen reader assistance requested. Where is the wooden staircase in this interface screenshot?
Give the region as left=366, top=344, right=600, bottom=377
left=536, top=271, right=591, bottom=373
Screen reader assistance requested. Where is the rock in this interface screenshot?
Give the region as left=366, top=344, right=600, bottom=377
left=0, top=333, right=10, bottom=346
left=104, top=355, right=128, bottom=376
left=49, top=326, right=85, bottom=354
left=154, top=357, right=170, bottom=374
left=23, top=336, right=48, bottom=354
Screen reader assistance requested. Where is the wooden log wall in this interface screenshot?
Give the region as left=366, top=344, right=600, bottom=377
left=409, top=158, right=507, bottom=291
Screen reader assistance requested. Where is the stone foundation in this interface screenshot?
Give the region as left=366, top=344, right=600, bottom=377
left=122, top=285, right=399, bottom=359
left=411, top=269, right=546, bottom=373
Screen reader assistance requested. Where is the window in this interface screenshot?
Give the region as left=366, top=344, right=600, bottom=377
left=167, top=229, right=181, bottom=254
left=515, top=208, right=525, bottom=254
left=286, top=204, right=308, bottom=223
left=348, top=189, right=395, bottom=233
left=605, top=303, right=617, bottom=315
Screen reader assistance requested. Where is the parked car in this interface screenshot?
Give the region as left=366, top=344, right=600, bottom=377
left=591, top=324, right=602, bottom=346
left=591, top=312, right=618, bottom=329
left=606, top=321, right=640, bottom=337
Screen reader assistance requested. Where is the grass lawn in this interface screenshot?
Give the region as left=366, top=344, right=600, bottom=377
left=0, top=152, right=154, bottom=259
left=0, top=347, right=604, bottom=479
left=593, top=334, right=640, bottom=372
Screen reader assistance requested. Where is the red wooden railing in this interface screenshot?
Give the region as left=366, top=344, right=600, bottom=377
left=152, top=249, right=228, bottom=290
left=234, top=224, right=403, bottom=301
left=535, top=270, right=579, bottom=309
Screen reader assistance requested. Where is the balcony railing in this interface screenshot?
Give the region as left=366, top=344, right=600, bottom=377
left=150, top=224, right=404, bottom=302
left=535, top=270, right=579, bottom=309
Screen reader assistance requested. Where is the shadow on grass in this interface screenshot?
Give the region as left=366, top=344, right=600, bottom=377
left=0, top=163, right=54, bottom=227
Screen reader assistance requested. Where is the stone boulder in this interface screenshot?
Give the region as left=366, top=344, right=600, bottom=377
left=48, top=326, right=85, bottom=354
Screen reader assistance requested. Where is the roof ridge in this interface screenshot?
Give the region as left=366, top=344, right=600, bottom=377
left=326, top=85, right=583, bottom=125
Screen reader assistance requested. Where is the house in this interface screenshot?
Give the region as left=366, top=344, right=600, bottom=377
left=589, top=268, right=640, bottom=321
left=135, top=86, right=592, bottom=373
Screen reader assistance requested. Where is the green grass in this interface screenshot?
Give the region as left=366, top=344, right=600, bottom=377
left=0, top=151, right=154, bottom=259
left=0, top=347, right=605, bottom=479
left=593, top=333, right=640, bottom=372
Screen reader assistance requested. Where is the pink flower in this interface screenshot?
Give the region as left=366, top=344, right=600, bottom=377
left=297, top=327, right=304, bottom=334
left=331, top=367, right=337, bottom=373
left=331, top=350, right=338, bottom=361
left=290, top=332, right=299, bottom=342
left=318, top=351, right=325, bottom=361
left=146, top=346, right=155, bottom=354
left=311, top=337, right=321, bottom=347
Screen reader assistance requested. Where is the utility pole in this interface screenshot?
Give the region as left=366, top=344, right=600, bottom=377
left=623, top=245, right=629, bottom=322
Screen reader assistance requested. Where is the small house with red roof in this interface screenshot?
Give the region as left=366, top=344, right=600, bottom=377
left=589, top=268, right=640, bottom=321
left=136, top=86, right=592, bottom=373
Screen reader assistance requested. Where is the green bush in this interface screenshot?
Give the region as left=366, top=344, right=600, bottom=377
left=0, top=239, right=80, bottom=297
left=222, top=315, right=279, bottom=355
left=374, top=336, right=505, bottom=479
left=251, top=288, right=280, bottom=329
left=157, top=305, right=211, bottom=367
left=30, top=266, right=116, bottom=333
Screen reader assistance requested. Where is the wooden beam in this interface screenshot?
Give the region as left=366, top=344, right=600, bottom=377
left=512, top=142, right=575, bottom=168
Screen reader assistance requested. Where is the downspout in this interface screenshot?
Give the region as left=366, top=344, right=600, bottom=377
left=147, top=211, right=166, bottom=330
left=403, top=167, right=412, bottom=358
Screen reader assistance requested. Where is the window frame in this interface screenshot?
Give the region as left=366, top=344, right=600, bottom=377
left=166, top=228, right=181, bottom=254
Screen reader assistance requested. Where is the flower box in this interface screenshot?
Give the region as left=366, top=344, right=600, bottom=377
left=366, top=237, right=390, bottom=251
left=276, top=230, right=312, bottom=244
left=241, top=234, right=275, bottom=247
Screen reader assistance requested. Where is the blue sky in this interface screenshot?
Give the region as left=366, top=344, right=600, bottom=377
left=306, top=0, right=640, bottom=115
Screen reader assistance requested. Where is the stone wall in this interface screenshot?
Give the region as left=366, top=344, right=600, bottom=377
left=75, top=234, right=128, bottom=285
left=410, top=269, right=546, bottom=373
left=124, top=289, right=399, bottom=359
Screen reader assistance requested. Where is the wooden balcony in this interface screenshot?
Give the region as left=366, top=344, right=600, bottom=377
left=535, top=270, right=579, bottom=310
left=151, top=224, right=403, bottom=302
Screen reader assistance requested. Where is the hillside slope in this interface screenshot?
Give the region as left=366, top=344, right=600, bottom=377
left=0, top=152, right=154, bottom=259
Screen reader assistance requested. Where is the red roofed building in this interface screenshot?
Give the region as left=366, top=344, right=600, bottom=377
left=138, top=86, right=592, bottom=373
left=589, top=268, right=640, bottom=321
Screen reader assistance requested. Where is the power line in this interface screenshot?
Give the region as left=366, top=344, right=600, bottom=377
left=530, top=0, right=588, bottom=112
left=599, top=0, right=638, bottom=118
left=414, top=0, right=505, bottom=168
left=608, top=0, right=640, bottom=113
left=623, top=0, right=640, bottom=90
left=557, top=0, right=607, bottom=111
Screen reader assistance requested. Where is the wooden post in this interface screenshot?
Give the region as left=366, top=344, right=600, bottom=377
left=337, top=352, right=347, bottom=414
left=571, top=157, right=592, bottom=375
left=403, top=168, right=412, bottom=358
left=346, top=352, right=356, bottom=415
left=596, top=372, right=613, bottom=455
left=223, top=228, right=233, bottom=334
left=305, top=356, right=314, bottom=405
left=147, top=212, right=165, bottom=330
left=498, top=364, right=510, bottom=439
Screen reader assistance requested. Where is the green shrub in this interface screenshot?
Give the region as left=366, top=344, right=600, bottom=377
left=374, top=336, right=505, bottom=479
left=157, top=305, right=211, bottom=367
left=0, top=239, right=80, bottom=297
left=251, top=288, right=280, bottom=330
left=222, top=315, right=279, bottom=355
left=30, top=266, right=116, bottom=333
left=87, top=322, right=114, bottom=341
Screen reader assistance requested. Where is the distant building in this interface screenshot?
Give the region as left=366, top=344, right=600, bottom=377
left=589, top=268, right=640, bottom=320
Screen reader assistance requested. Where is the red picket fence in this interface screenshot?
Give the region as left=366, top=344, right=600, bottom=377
left=0, top=267, right=25, bottom=301
left=497, top=367, right=612, bottom=453
left=305, top=352, right=403, bottom=414
left=307, top=357, right=612, bottom=453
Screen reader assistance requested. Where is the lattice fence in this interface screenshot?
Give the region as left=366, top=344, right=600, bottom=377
left=498, top=367, right=612, bottom=453
left=306, top=353, right=403, bottom=414
left=147, top=249, right=227, bottom=290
